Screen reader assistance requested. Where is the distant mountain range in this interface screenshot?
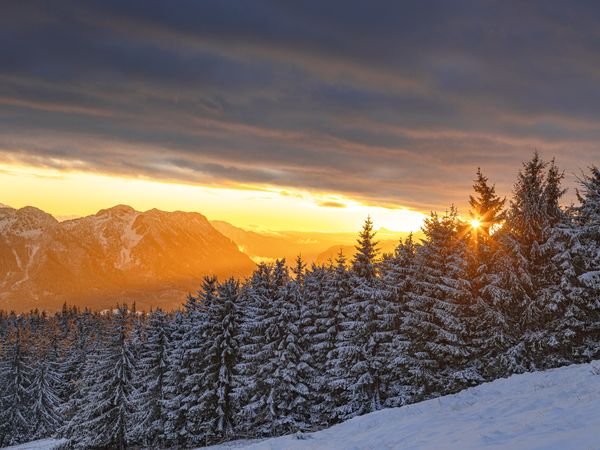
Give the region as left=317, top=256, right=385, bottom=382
left=0, top=205, right=255, bottom=312
left=0, top=203, right=418, bottom=312
left=211, top=220, right=415, bottom=265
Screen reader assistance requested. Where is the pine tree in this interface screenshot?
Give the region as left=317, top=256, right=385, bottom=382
left=161, top=311, right=189, bottom=448
left=402, top=208, right=473, bottom=400
left=499, top=153, right=566, bottom=371
left=466, top=169, right=511, bottom=380
left=380, top=235, right=419, bottom=407
left=319, top=251, right=353, bottom=425
left=235, top=261, right=289, bottom=436
left=28, top=355, right=63, bottom=440
left=196, top=278, right=242, bottom=443
left=469, top=168, right=506, bottom=237
left=63, top=306, right=135, bottom=449
left=0, top=324, right=32, bottom=446
left=130, top=309, right=169, bottom=447
left=544, top=166, right=600, bottom=363
left=180, top=275, right=216, bottom=446
left=334, top=218, right=386, bottom=419
left=302, top=262, right=331, bottom=426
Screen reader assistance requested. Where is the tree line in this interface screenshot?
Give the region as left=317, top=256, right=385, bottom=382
left=1, top=153, right=599, bottom=449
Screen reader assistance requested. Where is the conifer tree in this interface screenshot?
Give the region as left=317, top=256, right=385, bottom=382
left=319, top=251, right=352, bottom=425
left=180, top=275, right=216, bottom=446
left=28, top=345, right=64, bottom=440
left=196, top=278, right=242, bottom=443
left=0, top=325, right=32, bottom=446
left=335, top=218, right=386, bottom=419
left=162, top=311, right=189, bottom=448
left=63, top=306, right=134, bottom=450
left=380, top=235, right=418, bottom=407
left=402, top=208, right=473, bottom=399
left=500, top=153, right=565, bottom=371
left=130, top=309, right=169, bottom=448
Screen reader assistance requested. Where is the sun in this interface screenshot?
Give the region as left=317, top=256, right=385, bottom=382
left=470, top=218, right=482, bottom=229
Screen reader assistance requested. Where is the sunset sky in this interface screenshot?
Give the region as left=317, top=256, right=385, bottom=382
left=2, top=1, right=600, bottom=232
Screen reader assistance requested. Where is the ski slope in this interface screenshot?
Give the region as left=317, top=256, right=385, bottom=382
left=206, top=362, right=600, bottom=450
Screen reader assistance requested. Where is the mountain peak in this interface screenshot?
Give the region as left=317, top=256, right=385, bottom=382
left=96, top=204, right=137, bottom=217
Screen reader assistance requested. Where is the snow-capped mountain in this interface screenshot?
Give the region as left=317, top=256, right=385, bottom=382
left=0, top=205, right=255, bottom=312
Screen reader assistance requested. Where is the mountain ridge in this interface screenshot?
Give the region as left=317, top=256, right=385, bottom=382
left=0, top=205, right=255, bottom=312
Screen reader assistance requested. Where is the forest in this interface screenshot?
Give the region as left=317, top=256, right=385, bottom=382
left=1, top=153, right=599, bottom=449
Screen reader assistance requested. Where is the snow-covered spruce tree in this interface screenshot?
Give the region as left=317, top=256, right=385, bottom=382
left=319, top=251, right=353, bottom=425
left=379, top=234, right=419, bottom=407
left=28, top=352, right=63, bottom=440
left=234, top=262, right=274, bottom=437
left=161, top=310, right=189, bottom=448
left=302, top=262, right=332, bottom=426
left=334, top=218, right=387, bottom=420
left=0, top=324, right=32, bottom=446
left=58, top=310, right=97, bottom=428
left=62, top=306, right=135, bottom=450
left=179, top=275, right=216, bottom=446
left=194, top=278, right=242, bottom=444
left=465, top=169, right=512, bottom=380
left=129, top=309, right=170, bottom=448
left=402, top=208, right=474, bottom=401
left=544, top=166, right=600, bottom=363
left=498, top=153, right=566, bottom=371
left=236, top=259, right=314, bottom=436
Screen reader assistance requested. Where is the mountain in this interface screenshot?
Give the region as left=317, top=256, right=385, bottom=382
left=205, top=361, right=600, bottom=450
left=0, top=205, right=255, bottom=312
left=211, top=221, right=416, bottom=264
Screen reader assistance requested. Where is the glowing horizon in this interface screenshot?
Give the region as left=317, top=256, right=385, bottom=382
left=0, top=162, right=427, bottom=233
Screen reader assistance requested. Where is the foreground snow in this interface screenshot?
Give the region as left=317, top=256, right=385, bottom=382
left=205, top=362, right=600, bottom=450
left=2, top=439, right=66, bottom=450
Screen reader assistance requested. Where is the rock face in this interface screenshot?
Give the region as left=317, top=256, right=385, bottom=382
left=0, top=205, right=255, bottom=312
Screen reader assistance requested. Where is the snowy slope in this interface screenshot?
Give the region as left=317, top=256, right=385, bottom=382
left=2, top=438, right=66, bottom=449
left=205, top=362, right=600, bottom=450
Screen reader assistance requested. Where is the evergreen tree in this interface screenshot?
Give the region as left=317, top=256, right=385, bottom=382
left=130, top=309, right=170, bottom=448
left=402, top=208, right=474, bottom=400
left=335, top=218, right=386, bottom=419
left=63, top=306, right=135, bottom=449
left=319, top=251, right=352, bottom=425
left=0, top=325, right=32, bottom=446
left=196, top=278, right=242, bottom=443
left=499, top=153, right=565, bottom=371
left=544, top=166, right=600, bottom=363
left=380, top=235, right=419, bottom=407
left=161, top=311, right=189, bottom=448
left=180, top=276, right=216, bottom=446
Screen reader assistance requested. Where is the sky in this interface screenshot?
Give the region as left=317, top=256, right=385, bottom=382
left=2, top=1, right=600, bottom=232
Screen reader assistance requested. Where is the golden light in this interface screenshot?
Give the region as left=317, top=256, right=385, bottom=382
left=470, top=218, right=482, bottom=229
left=0, top=162, right=427, bottom=233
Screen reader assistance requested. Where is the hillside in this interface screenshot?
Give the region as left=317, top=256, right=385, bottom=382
left=0, top=205, right=255, bottom=312
left=205, top=362, right=600, bottom=450
left=211, top=220, right=415, bottom=264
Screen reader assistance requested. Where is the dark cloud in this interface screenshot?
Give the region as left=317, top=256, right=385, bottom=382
left=2, top=0, right=600, bottom=211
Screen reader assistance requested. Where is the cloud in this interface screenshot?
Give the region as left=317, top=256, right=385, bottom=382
left=318, top=201, right=347, bottom=208
left=2, top=0, right=600, bottom=211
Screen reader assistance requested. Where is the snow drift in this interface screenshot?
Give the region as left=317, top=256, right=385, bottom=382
left=206, top=361, right=600, bottom=450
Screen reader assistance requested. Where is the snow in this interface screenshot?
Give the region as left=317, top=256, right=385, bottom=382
left=203, top=362, right=600, bottom=450
left=116, top=213, right=143, bottom=269
left=2, top=438, right=66, bottom=449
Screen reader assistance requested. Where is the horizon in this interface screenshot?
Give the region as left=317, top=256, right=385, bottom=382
left=3, top=1, right=600, bottom=233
